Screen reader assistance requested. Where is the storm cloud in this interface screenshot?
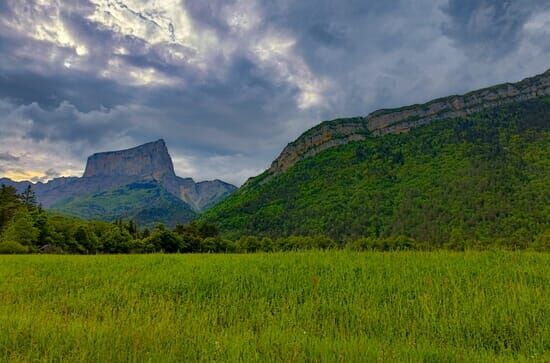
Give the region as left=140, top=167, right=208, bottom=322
left=442, top=0, right=550, bottom=57
left=0, top=0, right=549, bottom=185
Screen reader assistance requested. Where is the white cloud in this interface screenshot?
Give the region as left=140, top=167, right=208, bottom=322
left=172, top=153, right=265, bottom=186
left=1, top=0, right=89, bottom=60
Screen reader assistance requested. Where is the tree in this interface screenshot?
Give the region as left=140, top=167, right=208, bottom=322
left=144, top=224, right=185, bottom=253
left=0, top=185, right=23, bottom=231
left=1, top=208, right=39, bottom=247
left=236, top=236, right=261, bottom=252
left=174, top=222, right=218, bottom=252
left=198, top=222, right=219, bottom=239
left=200, top=237, right=233, bottom=253
left=74, top=225, right=99, bottom=254
left=259, top=237, right=274, bottom=252
left=33, top=211, right=58, bottom=247
left=445, top=227, right=467, bottom=251
left=20, top=185, right=37, bottom=209
left=102, top=225, right=133, bottom=253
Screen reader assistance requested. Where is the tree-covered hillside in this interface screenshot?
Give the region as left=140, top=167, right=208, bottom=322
left=51, top=181, right=196, bottom=228
left=202, top=98, right=550, bottom=247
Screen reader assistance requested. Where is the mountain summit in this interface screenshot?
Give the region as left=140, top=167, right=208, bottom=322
left=1, top=140, right=237, bottom=226
left=83, top=139, right=176, bottom=179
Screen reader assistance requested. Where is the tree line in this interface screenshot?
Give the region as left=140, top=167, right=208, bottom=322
left=1, top=184, right=548, bottom=254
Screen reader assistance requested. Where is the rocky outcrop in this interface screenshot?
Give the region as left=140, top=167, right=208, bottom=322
left=176, top=178, right=237, bottom=211
left=268, top=117, right=370, bottom=174
left=268, top=68, right=550, bottom=175
left=1, top=140, right=237, bottom=213
left=80, top=140, right=237, bottom=211
left=83, top=139, right=176, bottom=179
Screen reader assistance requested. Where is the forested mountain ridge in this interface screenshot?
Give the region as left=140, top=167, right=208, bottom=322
left=203, top=76, right=550, bottom=247
left=266, top=68, right=550, bottom=177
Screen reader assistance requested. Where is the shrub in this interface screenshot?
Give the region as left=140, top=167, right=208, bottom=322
left=144, top=225, right=186, bottom=253
left=384, top=235, right=418, bottom=251
left=201, top=237, right=235, bottom=253
left=531, top=231, right=550, bottom=252
left=346, top=236, right=419, bottom=251
left=346, top=237, right=378, bottom=251
left=0, top=241, right=29, bottom=254
left=236, top=236, right=261, bottom=252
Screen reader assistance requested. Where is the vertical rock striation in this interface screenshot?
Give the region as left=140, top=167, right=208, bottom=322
left=83, top=139, right=176, bottom=180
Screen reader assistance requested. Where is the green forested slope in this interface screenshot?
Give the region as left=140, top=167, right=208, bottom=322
left=203, top=98, right=550, bottom=246
left=52, top=181, right=196, bottom=227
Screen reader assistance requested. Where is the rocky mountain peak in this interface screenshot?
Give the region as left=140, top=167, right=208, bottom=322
left=2, top=139, right=236, bottom=225
left=83, top=139, right=176, bottom=179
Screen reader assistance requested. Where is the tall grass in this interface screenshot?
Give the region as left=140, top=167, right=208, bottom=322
left=0, top=251, right=549, bottom=362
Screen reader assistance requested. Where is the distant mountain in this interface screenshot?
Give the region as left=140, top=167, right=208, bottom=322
left=0, top=140, right=237, bottom=226
left=203, top=69, right=550, bottom=245
left=83, top=138, right=177, bottom=179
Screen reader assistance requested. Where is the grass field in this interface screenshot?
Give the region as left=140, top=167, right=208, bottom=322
left=0, top=252, right=549, bottom=362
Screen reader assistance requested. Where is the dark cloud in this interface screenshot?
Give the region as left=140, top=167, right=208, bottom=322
left=184, top=1, right=235, bottom=34
left=307, top=23, right=349, bottom=49
left=45, top=168, right=60, bottom=178
left=16, top=102, right=132, bottom=145
left=30, top=168, right=61, bottom=183
left=0, top=152, right=19, bottom=162
left=0, top=71, right=136, bottom=111
left=441, top=0, right=550, bottom=58
left=0, top=0, right=549, bottom=185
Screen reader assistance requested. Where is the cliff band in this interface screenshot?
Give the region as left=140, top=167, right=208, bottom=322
left=269, top=69, right=550, bottom=175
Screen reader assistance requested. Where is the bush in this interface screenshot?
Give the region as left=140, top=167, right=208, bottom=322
left=346, top=237, right=378, bottom=251
left=144, top=225, right=186, bottom=253
left=200, top=237, right=235, bottom=253
left=346, top=236, right=419, bottom=251
left=1, top=209, right=39, bottom=246
left=531, top=231, right=550, bottom=252
left=236, top=236, right=261, bottom=252
left=259, top=237, right=274, bottom=252
left=384, top=235, right=418, bottom=251
left=0, top=241, right=29, bottom=254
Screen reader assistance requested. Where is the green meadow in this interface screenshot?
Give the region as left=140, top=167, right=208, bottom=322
left=1, top=251, right=549, bottom=362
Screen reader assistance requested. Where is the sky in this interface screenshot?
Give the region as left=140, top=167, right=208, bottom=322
left=0, top=0, right=549, bottom=186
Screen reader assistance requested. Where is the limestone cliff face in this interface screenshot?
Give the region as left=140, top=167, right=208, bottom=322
left=3, top=140, right=236, bottom=212
left=269, top=117, right=370, bottom=174
left=268, top=68, right=550, bottom=175
left=176, top=178, right=237, bottom=212
left=83, top=139, right=176, bottom=180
